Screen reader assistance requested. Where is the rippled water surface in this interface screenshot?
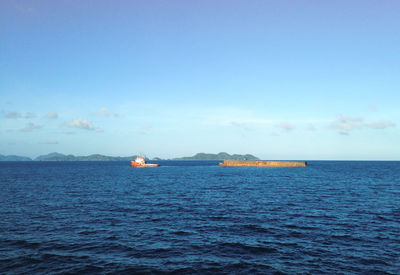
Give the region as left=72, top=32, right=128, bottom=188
left=1, top=161, right=399, bottom=274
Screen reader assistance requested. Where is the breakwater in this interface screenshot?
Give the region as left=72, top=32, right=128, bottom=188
left=219, top=160, right=307, bottom=167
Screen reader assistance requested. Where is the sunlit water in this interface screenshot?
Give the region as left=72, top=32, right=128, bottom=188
left=1, top=161, right=399, bottom=274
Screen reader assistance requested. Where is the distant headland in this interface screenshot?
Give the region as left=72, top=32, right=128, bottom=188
left=0, top=152, right=259, bottom=161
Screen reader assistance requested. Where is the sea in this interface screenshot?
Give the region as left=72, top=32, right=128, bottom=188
left=0, top=161, right=399, bottom=274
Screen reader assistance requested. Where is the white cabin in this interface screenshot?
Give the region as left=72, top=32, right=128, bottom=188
left=135, top=157, right=146, bottom=164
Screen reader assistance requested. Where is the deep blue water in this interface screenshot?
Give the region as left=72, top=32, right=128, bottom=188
left=0, top=161, right=399, bottom=274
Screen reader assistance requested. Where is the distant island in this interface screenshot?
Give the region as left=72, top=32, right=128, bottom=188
left=173, top=152, right=259, bottom=161
left=0, top=152, right=138, bottom=162
left=0, top=152, right=259, bottom=161
left=0, top=154, right=32, bottom=161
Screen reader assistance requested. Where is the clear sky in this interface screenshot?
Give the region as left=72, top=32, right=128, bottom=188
left=1, top=0, right=399, bottom=160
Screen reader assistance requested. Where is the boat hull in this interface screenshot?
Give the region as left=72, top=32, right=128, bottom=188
left=131, top=161, right=159, bottom=167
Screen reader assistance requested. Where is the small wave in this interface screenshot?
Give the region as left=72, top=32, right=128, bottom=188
left=209, top=216, right=230, bottom=221
left=219, top=242, right=278, bottom=255
left=273, top=241, right=298, bottom=248
left=288, top=230, right=304, bottom=237
left=171, top=230, right=191, bottom=236
left=376, top=215, right=394, bottom=222
left=331, top=234, right=363, bottom=243
left=163, top=262, right=282, bottom=274
left=241, top=224, right=270, bottom=233
left=3, top=239, right=41, bottom=249
left=284, top=224, right=315, bottom=231
left=61, top=264, right=104, bottom=274
left=358, top=258, right=390, bottom=266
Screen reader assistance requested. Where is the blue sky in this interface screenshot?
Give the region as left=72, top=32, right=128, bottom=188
left=1, top=0, right=399, bottom=160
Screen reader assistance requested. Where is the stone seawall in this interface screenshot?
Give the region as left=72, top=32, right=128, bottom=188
left=219, top=160, right=307, bottom=167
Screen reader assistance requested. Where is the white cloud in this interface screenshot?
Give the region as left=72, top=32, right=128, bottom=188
left=45, top=112, right=58, bottom=119
left=20, top=122, right=41, bottom=132
left=67, top=119, right=95, bottom=130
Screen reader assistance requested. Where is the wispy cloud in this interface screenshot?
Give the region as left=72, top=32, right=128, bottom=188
left=231, top=121, right=251, bottom=131
left=15, top=4, right=35, bottom=14
left=365, top=121, right=396, bottom=129
left=230, top=121, right=253, bottom=137
left=136, top=124, right=152, bottom=135
left=99, top=107, right=110, bottom=117
left=67, top=119, right=95, bottom=131
left=24, top=112, right=35, bottom=118
left=42, top=141, right=58, bottom=145
left=20, top=122, right=42, bottom=132
left=192, top=107, right=325, bottom=128
left=331, top=115, right=363, bottom=132
left=99, top=107, right=124, bottom=118
left=194, top=107, right=276, bottom=126
left=5, top=111, right=21, bottom=119
left=276, top=122, right=295, bottom=132
left=4, top=111, right=36, bottom=119
left=331, top=114, right=396, bottom=134
left=45, top=112, right=58, bottom=119
left=306, top=123, right=316, bottom=131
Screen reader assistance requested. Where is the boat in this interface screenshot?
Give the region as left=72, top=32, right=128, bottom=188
left=131, top=156, right=159, bottom=167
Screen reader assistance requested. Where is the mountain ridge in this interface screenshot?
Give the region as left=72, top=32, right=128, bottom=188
left=0, top=154, right=32, bottom=161
left=0, top=152, right=259, bottom=161
left=34, top=152, right=138, bottom=161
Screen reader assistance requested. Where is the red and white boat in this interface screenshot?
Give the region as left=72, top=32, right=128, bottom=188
left=131, top=157, right=159, bottom=167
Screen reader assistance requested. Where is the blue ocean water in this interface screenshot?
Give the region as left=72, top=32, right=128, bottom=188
left=0, top=161, right=399, bottom=274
